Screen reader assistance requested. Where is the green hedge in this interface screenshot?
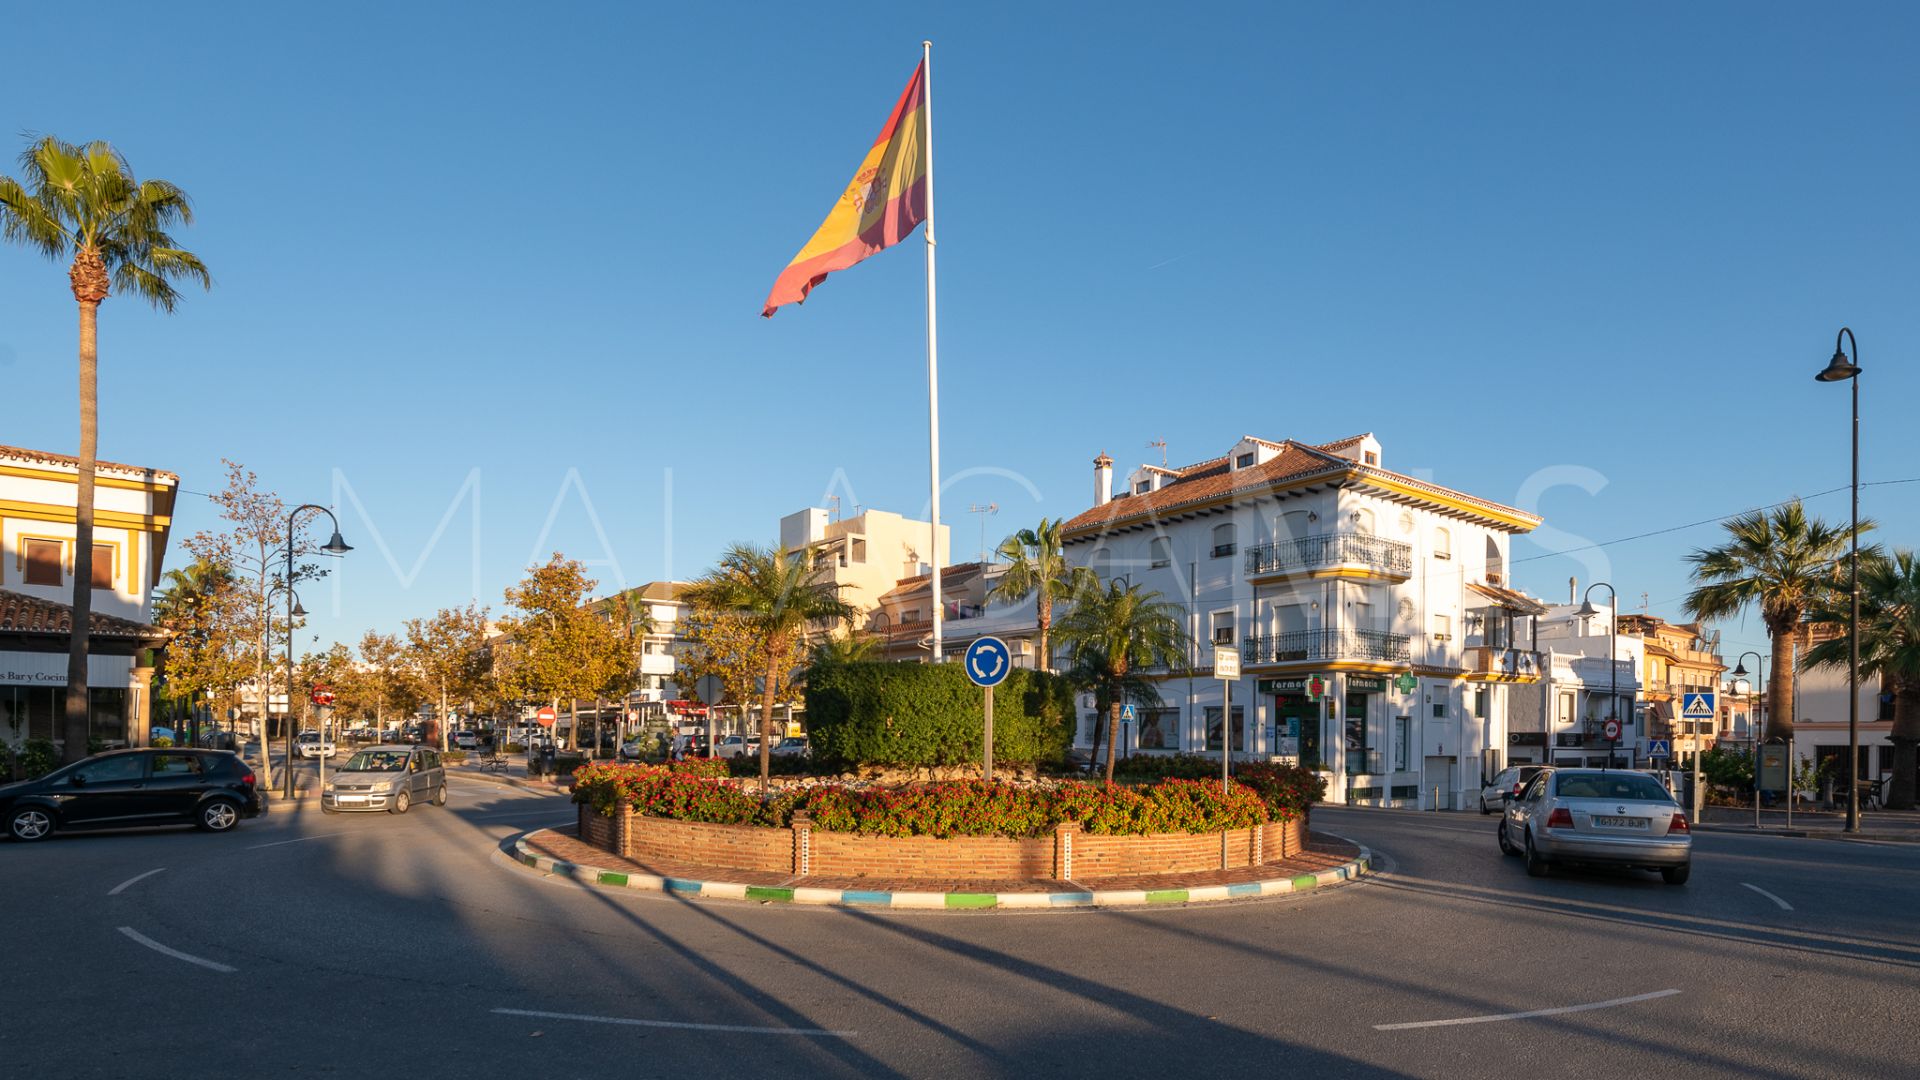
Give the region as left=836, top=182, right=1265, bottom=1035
left=804, top=662, right=1075, bottom=768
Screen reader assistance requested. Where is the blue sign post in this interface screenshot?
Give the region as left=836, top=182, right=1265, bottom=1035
left=964, top=637, right=1012, bottom=780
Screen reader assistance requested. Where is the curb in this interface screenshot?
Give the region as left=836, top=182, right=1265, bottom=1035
left=509, top=832, right=1373, bottom=910
left=449, top=768, right=569, bottom=795
left=1692, top=823, right=1920, bottom=844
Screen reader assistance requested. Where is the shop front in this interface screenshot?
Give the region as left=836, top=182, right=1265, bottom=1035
left=0, top=590, right=163, bottom=755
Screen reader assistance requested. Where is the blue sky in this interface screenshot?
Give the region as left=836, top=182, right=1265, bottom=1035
left=3, top=1, right=1915, bottom=661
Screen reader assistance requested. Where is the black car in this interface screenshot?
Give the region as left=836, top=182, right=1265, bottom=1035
left=1, top=748, right=265, bottom=842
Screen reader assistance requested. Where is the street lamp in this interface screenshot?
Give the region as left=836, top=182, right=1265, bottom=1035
left=1732, top=651, right=1766, bottom=828
left=281, top=505, right=350, bottom=798
left=1814, top=327, right=1862, bottom=833
left=1576, top=582, right=1621, bottom=769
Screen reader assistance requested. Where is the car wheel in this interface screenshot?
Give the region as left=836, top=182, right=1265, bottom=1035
left=1523, top=831, right=1550, bottom=878
left=1479, top=797, right=1491, bottom=815
left=1497, top=819, right=1518, bottom=856
left=1661, top=864, right=1691, bottom=886
left=198, top=800, right=241, bottom=833
left=8, top=806, right=55, bottom=842
left=432, top=783, right=447, bottom=807
left=390, top=789, right=411, bottom=815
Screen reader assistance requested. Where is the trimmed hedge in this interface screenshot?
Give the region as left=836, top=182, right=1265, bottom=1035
left=804, top=662, right=1074, bottom=768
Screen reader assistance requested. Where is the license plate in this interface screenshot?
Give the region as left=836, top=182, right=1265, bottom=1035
left=1594, top=815, right=1647, bottom=829
left=338, top=795, right=366, bottom=805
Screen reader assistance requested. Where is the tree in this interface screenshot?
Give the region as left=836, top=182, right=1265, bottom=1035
left=497, top=555, right=631, bottom=752
left=807, top=631, right=882, bottom=673
left=1053, top=578, right=1190, bottom=783
left=988, top=518, right=1094, bottom=672
left=357, top=631, right=424, bottom=734
left=1064, top=645, right=1165, bottom=776
left=1, top=136, right=209, bottom=762
left=1804, top=550, right=1920, bottom=809
left=680, top=544, right=855, bottom=794
left=294, top=644, right=359, bottom=741
left=152, top=556, right=248, bottom=743
left=1684, top=500, right=1871, bottom=741
left=404, top=604, right=492, bottom=752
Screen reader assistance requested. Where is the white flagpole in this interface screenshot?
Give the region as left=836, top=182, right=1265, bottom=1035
left=922, top=38, right=944, bottom=663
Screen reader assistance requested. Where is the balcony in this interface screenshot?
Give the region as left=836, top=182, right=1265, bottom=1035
left=1243, top=628, right=1411, bottom=668
left=1464, top=646, right=1543, bottom=683
left=1244, top=532, right=1413, bottom=583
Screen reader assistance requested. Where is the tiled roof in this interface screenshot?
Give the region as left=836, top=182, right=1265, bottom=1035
left=879, top=562, right=987, bottom=603
left=0, top=444, right=179, bottom=483
left=0, top=589, right=169, bottom=642
left=1063, top=435, right=1538, bottom=537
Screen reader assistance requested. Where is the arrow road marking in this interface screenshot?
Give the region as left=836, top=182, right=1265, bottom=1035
left=491, top=1007, right=853, bottom=1038
left=117, top=926, right=236, bottom=973
left=1740, top=882, right=1794, bottom=911
left=1373, top=989, right=1680, bottom=1031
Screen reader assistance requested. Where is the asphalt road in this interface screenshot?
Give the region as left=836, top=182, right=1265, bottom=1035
left=6, top=789, right=1916, bottom=1079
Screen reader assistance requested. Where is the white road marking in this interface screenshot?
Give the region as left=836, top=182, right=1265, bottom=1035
left=1740, top=882, right=1794, bottom=911
left=108, top=867, right=166, bottom=896
left=1373, top=989, right=1681, bottom=1031
left=491, top=1007, right=852, bottom=1038
left=117, top=926, right=236, bottom=973
left=247, top=832, right=347, bottom=850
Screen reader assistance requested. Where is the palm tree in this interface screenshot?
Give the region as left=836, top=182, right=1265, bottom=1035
left=1054, top=579, right=1190, bottom=783
left=1804, top=550, right=1920, bottom=809
left=808, top=631, right=882, bottom=671
left=988, top=518, right=1093, bottom=672
left=680, top=544, right=855, bottom=793
left=1, top=137, right=209, bottom=762
left=1065, top=646, right=1164, bottom=778
left=1683, top=500, right=1869, bottom=742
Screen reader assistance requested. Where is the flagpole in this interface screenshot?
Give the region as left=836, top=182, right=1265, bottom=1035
left=922, top=38, right=944, bottom=663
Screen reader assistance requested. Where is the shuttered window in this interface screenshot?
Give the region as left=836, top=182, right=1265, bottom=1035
left=23, top=539, right=62, bottom=586
left=92, top=543, right=115, bottom=590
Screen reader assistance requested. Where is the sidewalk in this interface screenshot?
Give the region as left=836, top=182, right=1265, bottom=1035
left=1695, top=803, right=1920, bottom=843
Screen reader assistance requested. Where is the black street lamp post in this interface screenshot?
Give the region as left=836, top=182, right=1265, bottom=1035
left=1577, top=583, right=1621, bottom=769
left=281, top=505, right=351, bottom=799
left=1732, top=651, right=1766, bottom=828
left=1814, top=328, right=1862, bottom=834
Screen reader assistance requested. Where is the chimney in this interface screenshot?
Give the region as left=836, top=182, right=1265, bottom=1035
left=1094, top=451, right=1114, bottom=506
left=1569, top=576, right=1577, bottom=605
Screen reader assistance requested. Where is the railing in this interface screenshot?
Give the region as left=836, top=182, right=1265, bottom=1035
left=1465, top=646, right=1542, bottom=679
left=1243, top=628, right=1411, bottom=665
left=1244, top=532, right=1413, bottom=578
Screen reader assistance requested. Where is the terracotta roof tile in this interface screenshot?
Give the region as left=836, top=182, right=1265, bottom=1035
left=0, top=444, right=179, bottom=483
left=0, top=589, right=169, bottom=641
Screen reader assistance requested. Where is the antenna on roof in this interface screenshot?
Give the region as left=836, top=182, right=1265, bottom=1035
left=1147, top=439, right=1167, bottom=467
left=827, top=495, right=841, bottom=522
left=967, top=502, right=999, bottom=564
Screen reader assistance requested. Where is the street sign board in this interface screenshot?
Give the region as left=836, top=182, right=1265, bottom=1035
left=1603, top=717, right=1622, bottom=741
left=1647, top=739, right=1671, bottom=758
left=1213, top=647, right=1240, bottom=681
left=963, top=636, right=1012, bottom=688
left=1120, top=704, right=1137, bottom=724
left=533, top=706, right=557, bottom=727
left=1681, top=692, right=1717, bottom=720
left=695, top=674, right=725, bottom=706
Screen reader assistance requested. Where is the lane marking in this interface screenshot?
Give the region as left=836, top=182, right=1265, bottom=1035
left=117, top=926, right=236, bottom=973
left=1740, top=882, right=1794, bottom=911
left=108, top=867, right=166, bottom=896
left=490, top=1007, right=853, bottom=1038
left=1374, top=988, right=1680, bottom=1031
left=247, top=832, right=347, bottom=850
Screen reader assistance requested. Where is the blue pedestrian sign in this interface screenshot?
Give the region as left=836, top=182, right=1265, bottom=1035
left=1681, top=692, right=1717, bottom=720
left=1647, top=739, right=1671, bottom=758
left=1120, top=704, right=1137, bottom=724
left=963, top=636, right=1012, bottom=688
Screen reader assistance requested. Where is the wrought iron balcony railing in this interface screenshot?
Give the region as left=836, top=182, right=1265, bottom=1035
left=1244, top=532, right=1414, bottom=578
left=1242, top=628, right=1411, bottom=665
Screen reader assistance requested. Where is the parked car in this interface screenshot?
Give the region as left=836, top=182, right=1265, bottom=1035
left=452, top=731, right=480, bottom=750
left=1480, top=765, right=1548, bottom=814
left=1498, top=768, right=1692, bottom=884
left=671, top=734, right=710, bottom=758
left=294, top=731, right=337, bottom=759
left=715, top=734, right=760, bottom=760
left=321, top=746, right=448, bottom=814
left=3, top=748, right=263, bottom=841
left=771, top=737, right=810, bottom=759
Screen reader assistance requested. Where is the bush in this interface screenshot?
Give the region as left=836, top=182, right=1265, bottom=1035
left=1233, top=762, right=1326, bottom=820
left=19, top=738, right=58, bottom=779
left=805, top=662, right=1074, bottom=769
left=151, top=735, right=175, bottom=749
left=1112, top=754, right=1222, bottom=781
left=725, top=754, right=813, bottom=779
left=441, top=749, right=467, bottom=763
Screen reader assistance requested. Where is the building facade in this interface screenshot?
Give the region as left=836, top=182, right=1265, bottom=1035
left=1060, top=433, right=1543, bottom=810
left=1525, top=602, right=1648, bottom=768
left=1619, top=614, right=1726, bottom=759
left=0, top=444, right=177, bottom=752
left=872, top=561, right=1043, bottom=665
left=780, top=506, right=949, bottom=623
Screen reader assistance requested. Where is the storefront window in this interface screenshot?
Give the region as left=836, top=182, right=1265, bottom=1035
left=1205, top=706, right=1246, bottom=753
left=1137, top=709, right=1177, bottom=751
left=91, top=688, right=128, bottom=745
left=1345, top=693, right=1374, bottom=775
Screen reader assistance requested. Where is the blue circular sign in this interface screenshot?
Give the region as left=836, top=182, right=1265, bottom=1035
left=963, top=636, right=1012, bottom=687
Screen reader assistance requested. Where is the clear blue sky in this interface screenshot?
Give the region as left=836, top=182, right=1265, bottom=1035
left=4, top=1, right=1915, bottom=661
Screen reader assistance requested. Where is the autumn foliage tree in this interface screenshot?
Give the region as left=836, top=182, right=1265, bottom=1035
left=404, top=603, right=492, bottom=751
left=497, top=555, right=632, bottom=751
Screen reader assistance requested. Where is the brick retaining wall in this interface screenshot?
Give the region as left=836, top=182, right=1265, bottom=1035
left=577, top=804, right=1309, bottom=881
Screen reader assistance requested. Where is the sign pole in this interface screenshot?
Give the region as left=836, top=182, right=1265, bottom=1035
left=1214, top=646, right=1241, bottom=795
left=983, top=684, right=994, bottom=781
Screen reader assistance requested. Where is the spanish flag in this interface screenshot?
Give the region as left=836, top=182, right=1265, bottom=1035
left=762, top=61, right=928, bottom=317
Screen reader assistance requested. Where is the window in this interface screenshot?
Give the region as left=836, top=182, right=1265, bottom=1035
left=1135, top=480, right=1151, bottom=495
left=1137, top=709, right=1177, bottom=751
left=1211, top=610, right=1235, bottom=645
left=1149, top=537, right=1171, bottom=569
left=1364, top=451, right=1378, bottom=466
left=1204, top=706, right=1246, bottom=753
left=1432, top=703, right=1448, bottom=718
left=1433, top=527, right=1451, bottom=560
left=901, top=609, right=922, bottom=624
left=851, top=538, right=867, bottom=564
left=1432, top=614, right=1451, bottom=642
left=73, top=754, right=144, bottom=784
left=90, top=543, right=115, bottom=589
left=1236, top=452, right=1255, bottom=469
left=151, top=753, right=204, bottom=777
left=24, top=539, right=61, bottom=586
left=1393, top=716, right=1411, bottom=771
left=1474, top=688, right=1487, bottom=719
left=1211, top=523, right=1237, bottom=558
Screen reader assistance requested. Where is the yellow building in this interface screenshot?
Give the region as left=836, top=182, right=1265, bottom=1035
left=1618, top=614, right=1726, bottom=758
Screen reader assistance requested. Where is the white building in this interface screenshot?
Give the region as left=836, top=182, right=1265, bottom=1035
left=1522, top=602, right=1648, bottom=768
left=0, top=444, right=177, bottom=751
left=1059, top=433, right=1544, bottom=809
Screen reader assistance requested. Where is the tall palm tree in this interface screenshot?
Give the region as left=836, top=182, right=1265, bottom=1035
left=680, top=544, right=855, bottom=793
left=1683, top=500, right=1869, bottom=742
left=988, top=518, right=1093, bottom=672
left=1054, top=579, right=1189, bottom=783
left=1804, top=550, right=1920, bottom=809
left=1, top=137, right=209, bottom=763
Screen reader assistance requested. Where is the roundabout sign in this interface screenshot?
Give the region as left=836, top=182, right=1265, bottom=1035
left=963, top=637, right=1011, bottom=782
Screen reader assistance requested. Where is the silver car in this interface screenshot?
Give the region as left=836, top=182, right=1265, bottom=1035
left=321, top=746, right=447, bottom=814
left=1499, top=768, right=1692, bottom=884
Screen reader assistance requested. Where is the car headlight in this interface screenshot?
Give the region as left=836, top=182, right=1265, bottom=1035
left=323, top=781, right=335, bottom=792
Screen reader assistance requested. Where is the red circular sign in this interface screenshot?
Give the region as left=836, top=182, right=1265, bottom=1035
left=534, top=706, right=558, bottom=727
left=310, top=685, right=336, bottom=706
left=1603, top=718, right=1622, bottom=741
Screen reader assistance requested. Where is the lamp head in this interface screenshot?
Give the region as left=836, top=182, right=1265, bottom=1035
left=1815, top=349, right=1860, bottom=383
left=1730, top=661, right=1748, bottom=678
left=291, top=600, right=308, bottom=618
left=320, top=530, right=353, bottom=556
left=1576, top=598, right=1600, bottom=619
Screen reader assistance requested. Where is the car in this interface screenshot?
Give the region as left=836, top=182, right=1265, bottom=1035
left=670, top=734, right=710, bottom=759
left=1498, top=768, right=1692, bottom=884
left=771, top=737, right=810, bottom=759
left=1480, top=764, right=1548, bottom=814
left=2, top=748, right=263, bottom=841
left=451, top=731, right=480, bottom=750
left=321, top=745, right=448, bottom=814
left=714, top=734, right=760, bottom=760
left=294, top=731, right=337, bottom=759
left=619, top=736, right=655, bottom=761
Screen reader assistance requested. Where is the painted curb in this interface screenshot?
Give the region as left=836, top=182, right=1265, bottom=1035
left=510, top=833, right=1373, bottom=910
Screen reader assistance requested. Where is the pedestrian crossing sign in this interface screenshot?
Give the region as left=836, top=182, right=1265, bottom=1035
left=1120, top=704, right=1137, bottom=723
left=1647, top=739, right=1671, bottom=758
left=1681, top=692, right=1716, bottom=719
